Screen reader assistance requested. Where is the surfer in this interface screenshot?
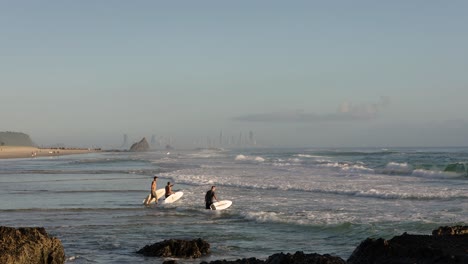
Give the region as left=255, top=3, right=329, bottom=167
left=146, top=176, right=158, bottom=205
left=165, top=182, right=175, bottom=198
left=205, top=185, right=219, bottom=209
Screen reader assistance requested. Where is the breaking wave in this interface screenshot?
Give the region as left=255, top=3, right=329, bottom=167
left=381, top=162, right=413, bottom=175
left=162, top=171, right=468, bottom=201
left=411, top=169, right=462, bottom=179
left=318, top=162, right=374, bottom=173
left=235, top=154, right=265, bottom=162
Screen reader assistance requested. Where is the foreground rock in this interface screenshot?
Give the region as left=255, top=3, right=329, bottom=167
left=200, top=251, right=345, bottom=264
left=0, top=226, right=65, bottom=264
left=129, top=137, right=150, bottom=152
left=137, top=238, right=210, bottom=258
left=347, top=226, right=468, bottom=264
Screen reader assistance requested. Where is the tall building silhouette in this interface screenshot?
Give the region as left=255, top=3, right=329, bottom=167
left=219, top=130, right=223, bottom=146
left=121, top=134, right=128, bottom=149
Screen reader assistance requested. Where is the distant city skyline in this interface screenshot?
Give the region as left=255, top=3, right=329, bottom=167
left=115, top=130, right=258, bottom=150
left=1, top=1, right=468, bottom=148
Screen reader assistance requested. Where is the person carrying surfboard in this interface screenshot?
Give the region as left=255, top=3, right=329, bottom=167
left=205, top=186, right=219, bottom=209
left=165, top=182, right=175, bottom=198
left=146, top=176, right=158, bottom=205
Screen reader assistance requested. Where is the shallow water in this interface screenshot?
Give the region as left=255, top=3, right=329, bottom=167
left=0, top=148, right=467, bottom=263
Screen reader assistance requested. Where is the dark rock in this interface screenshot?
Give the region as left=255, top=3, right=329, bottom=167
left=347, top=227, right=468, bottom=264
left=432, top=225, right=468, bottom=236
left=129, top=137, right=150, bottom=152
left=346, top=238, right=390, bottom=264
left=200, top=257, right=264, bottom=264
left=137, top=238, right=210, bottom=258
left=163, top=261, right=178, bottom=264
left=265, top=251, right=345, bottom=264
left=0, top=226, right=65, bottom=264
left=200, top=252, right=344, bottom=264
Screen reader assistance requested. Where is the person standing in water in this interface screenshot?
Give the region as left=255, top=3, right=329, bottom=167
left=165, top=182, right=175, bottom=198
left=205, top=185, right=219, bottom=209
left=146, top=176, right=158, bottom=205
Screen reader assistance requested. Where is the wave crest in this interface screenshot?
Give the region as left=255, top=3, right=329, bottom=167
left=235, top=154, right=265, bottom=162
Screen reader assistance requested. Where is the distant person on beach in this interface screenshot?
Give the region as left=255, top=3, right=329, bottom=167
left=205, top=186, right=219, bottom=209
left=146, top=176, right=158, bottom=205
left=165, top=182, right=175, bottom=198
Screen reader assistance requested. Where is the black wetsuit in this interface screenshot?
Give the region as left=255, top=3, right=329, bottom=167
left=205, top=190, right=215, bottom=209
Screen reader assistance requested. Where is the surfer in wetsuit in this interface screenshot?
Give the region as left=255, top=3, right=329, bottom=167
left=147, top=176, right=158, bottom=205
left=205, top=186, right=219, bottom=209
left=165, top=182, right=175, bottom=198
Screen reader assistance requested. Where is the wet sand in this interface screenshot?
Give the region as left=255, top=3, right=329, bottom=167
left=0, top=146, right=99, bottom=159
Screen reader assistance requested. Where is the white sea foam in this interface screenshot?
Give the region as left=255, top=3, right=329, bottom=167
left=288, top=158, right=302, bottom=163
left=235, top=154, right=265, bottom=162
left=411, top=169, right=461, bottom=179
left=383, top=162, right=413, bottom=174
left=242, top=211, right=282, bottom=223
left=235, top=154, right=247, bottom=161
left=254, top=156, right=265, bottom=162
left=66, top=256, right=78, bottom=261
left=294, top=154, right=329, bottom=159
left=316, top=159, right=333, bottom=163
left=240, top=210, right=358, bottom=226
left=341, top=164, right=374, bottom=173
left=319, top=162, right=342, bottom=168
left=272, top=162, right=292, bottom=167
left=319, top=162, right=374, bottom=173
left=161, top=167, right=467, bottom=201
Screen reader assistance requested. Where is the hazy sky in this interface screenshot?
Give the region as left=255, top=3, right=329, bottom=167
left=1, top=1, right=468, bottom=148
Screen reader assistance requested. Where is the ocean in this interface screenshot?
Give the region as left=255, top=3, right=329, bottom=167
left=0, top=147, right=467, bottom=263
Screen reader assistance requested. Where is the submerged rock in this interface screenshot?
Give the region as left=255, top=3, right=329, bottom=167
left=163, top=261, right=178, bottom=264
left=347, top=226, right=468, bottom=264
left=265, top=251, right=345, bottom=264
left=200, top=252, right=345, bottom=264
left=137, top=238, right=210, bottom=258
left=129, top=137, right=150, bottom=152
left=200, top=258, right=264, bottom=264
left=0, top=226, right=65, bottom=264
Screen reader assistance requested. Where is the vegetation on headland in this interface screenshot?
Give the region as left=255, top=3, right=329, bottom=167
left=0, top=131, right=35, bottom=147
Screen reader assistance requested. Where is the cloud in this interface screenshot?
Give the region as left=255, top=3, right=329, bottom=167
left=233, top=96, right=390, bottom=123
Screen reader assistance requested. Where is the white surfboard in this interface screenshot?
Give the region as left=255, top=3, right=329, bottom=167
left=210, top=200, right=232, bottom=210
left=163, top=191, right=184, bottom=204
left=142, top=188, right=165, bottom=205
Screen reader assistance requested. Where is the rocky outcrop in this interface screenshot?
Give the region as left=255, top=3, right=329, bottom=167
left=200, top=252, right=345, bottom=264
left=0, top=131, right=35, bottom=146
left=140, top=226, right=467, bottom=263
left=432, top=225, right=468, bottom=236
left=129, top=137, right=150, bottom=152
left=347, top=227, right=468, bottom=264
left=200, top=258, right=264, bottom=264
left=137, top=238, right=210, bottom=258
left=0, top=226, right=65, bottom=264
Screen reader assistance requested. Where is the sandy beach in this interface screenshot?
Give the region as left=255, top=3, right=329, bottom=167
left=0, top=146, right=99, bottom=159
